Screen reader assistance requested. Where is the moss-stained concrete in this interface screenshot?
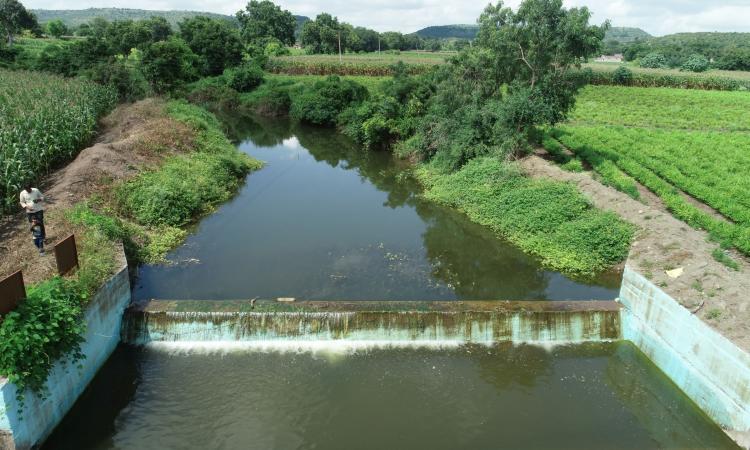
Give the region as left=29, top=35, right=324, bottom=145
left=620, top=266, right=750, bottom=449
left=122, top=300, right=621, bottom=345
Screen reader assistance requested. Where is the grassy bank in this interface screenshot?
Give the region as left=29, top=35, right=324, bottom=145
left=0, top=100, right=260, bottom=401
left=545, top=85, right=750, bottom=256
left=416, top=158, right=635, bottom=275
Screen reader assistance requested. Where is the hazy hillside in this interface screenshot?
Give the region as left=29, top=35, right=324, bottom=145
left=605, top=27, right=651, bottom=42
left=624, top=32, right=750, bottom=68
left=33, top=8, right=310, bottom=31
left=415, top=24, right=478, bottom=40
left=415, top=24, right=649, bottom=42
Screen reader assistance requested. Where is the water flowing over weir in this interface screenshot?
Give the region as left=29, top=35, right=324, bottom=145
left=122, top=300, right=622, bottom=346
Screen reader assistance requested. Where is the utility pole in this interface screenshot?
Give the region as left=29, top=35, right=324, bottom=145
left=378, top=36, right=381, bottom=54
left=338, top=30, right=342, bottom=62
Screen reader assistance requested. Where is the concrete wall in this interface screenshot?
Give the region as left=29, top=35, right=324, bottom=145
left=620, top=266, right=750, bottom=449
left=123, top=300, right=622, bottom=345
left=0, top=258, right=131, bottom=450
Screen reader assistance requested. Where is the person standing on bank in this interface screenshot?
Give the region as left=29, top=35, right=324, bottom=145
left=30, top=217, right=46, bottom=255
left=19, top=183, right=45, bottom=224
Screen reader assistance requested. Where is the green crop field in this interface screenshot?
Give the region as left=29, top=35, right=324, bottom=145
left=267, top=51, right=451, bottom=76
left=0, top=69, right=117, bottom=213
left=583, top=62, right=750, bottom=82
left=546, top=85, right=750, bottom=254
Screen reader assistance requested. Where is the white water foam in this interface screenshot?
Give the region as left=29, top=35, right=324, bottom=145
left=146, top=340, right=468, bottom=356
left=143, top=339, right=612, bottom=356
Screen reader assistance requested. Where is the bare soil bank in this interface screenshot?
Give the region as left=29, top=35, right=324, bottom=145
left=521, top=155, right=750, bottom=353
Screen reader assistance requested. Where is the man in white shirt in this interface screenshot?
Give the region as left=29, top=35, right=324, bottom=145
left=19, top=183, right=45, bottom=226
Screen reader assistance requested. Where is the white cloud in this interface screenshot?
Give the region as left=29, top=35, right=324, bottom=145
left=24, top=0, right=750, bottom=35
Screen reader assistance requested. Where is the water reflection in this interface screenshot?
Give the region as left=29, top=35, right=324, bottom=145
left=134, top=113, right=619, bottom=301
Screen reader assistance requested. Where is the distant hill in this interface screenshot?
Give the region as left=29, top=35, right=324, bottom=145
left=415, top=24, right=649, bottom=42
left=605, top=27, right=651, bottom=43
left=624, top=32, right=750, bottom=67
left=415, top=25, right=478, bottom=40
left=32, top=8, right=310, bottom=32
left=32, top=8, right=235, bottom=27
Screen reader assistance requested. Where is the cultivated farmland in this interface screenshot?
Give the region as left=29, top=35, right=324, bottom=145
left=0, top=69, right=117, bottom=213
left=267, top=51, right=450, bottom=76
left=548, top=85, right=750, bottom=254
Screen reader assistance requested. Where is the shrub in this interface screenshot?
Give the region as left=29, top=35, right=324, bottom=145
left=87, top=60, right=151, bottom=102
left=290, top=76, right=368, bottom=125
left=0, top=278, right=86, bottom=403
left=640, top=52, right=669, bottom=69
left=237, top=79, right=295, bottom=116
left=612, top=65, right=633, bottom=85
left=226, top=64, right=265, bottom=92
left=681, top=54, right=710, bottom=73
left=264, top=39, right=290, bottom=57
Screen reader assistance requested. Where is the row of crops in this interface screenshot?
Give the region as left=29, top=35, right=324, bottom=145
left=0, top=69, right=117, bottom=214
left=547, top=85, right=750, bottom=254
left=578, top=63, right=750, bottom=91
left=266, top=56, right=439, bottom=77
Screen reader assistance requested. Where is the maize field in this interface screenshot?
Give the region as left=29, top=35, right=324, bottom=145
left=0, top=69, right=117, bottom=214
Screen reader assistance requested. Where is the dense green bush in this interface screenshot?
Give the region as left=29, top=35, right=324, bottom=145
left=0, top=278, right=86, bottom=403
left=612, top=65, right=633, bottom=85
left=179, top=16, right=244, bottom=76
left=681, top=54, right=710, bottom=73
left=290, top=76, right=368, bottom=125
left=226, top=64, right=265, bottom=92
left=640, top=52, right=668, bottom=69
left=239, top=79, right=294, bottom=116
left=141, top=37, right=197, bottom=93
left=86, top=59, right=151, bottom=102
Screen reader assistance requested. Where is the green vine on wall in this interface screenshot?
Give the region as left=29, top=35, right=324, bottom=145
left=0, top=277, right=87, bottom=406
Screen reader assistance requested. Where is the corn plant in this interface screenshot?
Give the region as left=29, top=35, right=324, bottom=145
left=0, top=69, right=117, bottom=214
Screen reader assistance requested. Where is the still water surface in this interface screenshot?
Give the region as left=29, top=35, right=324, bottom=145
left=134, top=116, right=619, bottom=301
left=44, top=342, right=737, bottom=450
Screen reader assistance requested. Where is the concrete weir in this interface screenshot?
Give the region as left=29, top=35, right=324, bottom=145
left=121, top=300, right=622, bottom=345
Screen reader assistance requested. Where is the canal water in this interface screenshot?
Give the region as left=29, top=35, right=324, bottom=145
left=43, top=342, right=737, bottom=450
left=42, top=116, right=740, bottom=450
left=134, top=115, right=619, bottom=302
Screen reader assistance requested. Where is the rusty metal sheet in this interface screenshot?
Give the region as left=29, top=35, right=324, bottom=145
left=0, top=271, right=26, bottom=316
left=55, top=234, right=79, bottom=276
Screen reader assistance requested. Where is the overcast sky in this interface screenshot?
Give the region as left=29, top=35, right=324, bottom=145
left=25, top=0, right=750, bottom=36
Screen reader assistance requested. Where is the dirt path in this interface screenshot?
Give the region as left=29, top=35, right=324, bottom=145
left=0, top=99, right=192, bottom=285
left=520, top=155, right=750, bottom=353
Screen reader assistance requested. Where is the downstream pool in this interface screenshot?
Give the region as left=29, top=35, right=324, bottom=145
left=43, top=342, right=737, bottom=450
left=134, top=115, right=619, bottom=301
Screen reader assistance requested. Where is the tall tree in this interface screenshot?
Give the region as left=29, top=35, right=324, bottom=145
left=0, top=0, right=37, bottom=46
left=141, top=37, right=197, bottom=93
left=45, top=19, right=68, bottom=39
left=236, top=0, right=296, bottom=46
left=179, top=16, right=243, bottom=76
left=412, top=0, right=607, bottom=170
